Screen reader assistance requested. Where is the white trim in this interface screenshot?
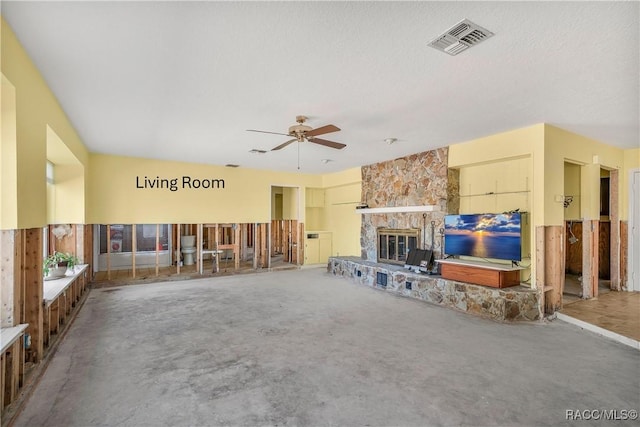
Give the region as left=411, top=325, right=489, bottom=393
left=356, top=205, right=439, bottom=214
left=556, top=312, right=639, bottom=350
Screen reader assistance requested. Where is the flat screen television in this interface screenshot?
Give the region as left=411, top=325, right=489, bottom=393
left=444, top=212, right=522, bottom=261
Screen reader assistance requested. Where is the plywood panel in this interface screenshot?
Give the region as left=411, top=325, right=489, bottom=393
left=545, top=226, right=564, bottom=312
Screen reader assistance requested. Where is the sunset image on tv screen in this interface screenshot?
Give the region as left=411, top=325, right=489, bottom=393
left=444, top=213, right=522, bottom=261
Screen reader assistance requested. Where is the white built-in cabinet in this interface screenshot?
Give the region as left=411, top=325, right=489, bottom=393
left=305, top=231, right=332, bottom=264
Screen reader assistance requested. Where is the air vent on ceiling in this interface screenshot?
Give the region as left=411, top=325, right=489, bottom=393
left=428, top=19, right=494, bottom=56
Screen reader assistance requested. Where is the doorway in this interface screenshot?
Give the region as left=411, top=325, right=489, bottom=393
left=271, top=186, right=302, bottom=268
left=562, top=164, right=614, bottom=305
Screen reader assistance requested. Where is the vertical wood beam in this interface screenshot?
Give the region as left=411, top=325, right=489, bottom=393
left=176, top=224, right=181, bottom=275
left=197, top=223, right=202, bottom=275
left=83, top=225, right=93, bottom=280
left=267, top=222, right=271, bottom=269
left=1, top=230, right=17, bottom=328
left=215, top=224, right=220, bottom=273
left=1, top=351, right=6, bottom=411
left=253, top=223, right=258, bottom=269
left=23, top=228, right=43, bottom=363
left=535, top=226, right=546, bottom=317
left=610, top=169, right=621, bottom=290
left=107, top=225, right=111, bottom=280
left=582, top=220, right=599, bottom=298
left=155, top=224, right=160, bottom=277
left=620, top=221, right=628, bottom=289
left=298, top=222, right=304, bottom=266
left=132, top=224, right=136, bottom=279
left=234, top=224, right=240, bottom=270
left=544, top=226, right=564, bottom=312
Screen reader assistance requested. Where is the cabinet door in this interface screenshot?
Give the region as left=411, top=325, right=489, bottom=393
left=305, top=237, right=320, bottom=264
left=318, top=233, right=332, bottom=262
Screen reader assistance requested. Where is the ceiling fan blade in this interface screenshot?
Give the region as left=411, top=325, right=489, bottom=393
left=305, top=124, right=340, bottom=137
left=247, top=129, right=291, bottom=137
left=271, top=138, right=297, bottom=151
left=308, top=137, right=346, bottom=150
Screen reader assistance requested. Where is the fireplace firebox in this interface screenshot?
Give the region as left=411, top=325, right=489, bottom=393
left=377, top=228, right=421, bottom=265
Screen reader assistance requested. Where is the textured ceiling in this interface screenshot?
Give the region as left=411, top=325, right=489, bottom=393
left=2, top=1, right=639, bottom=173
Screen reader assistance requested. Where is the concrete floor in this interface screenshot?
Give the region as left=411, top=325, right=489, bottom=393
left=14, top=268, right=639, bottom=427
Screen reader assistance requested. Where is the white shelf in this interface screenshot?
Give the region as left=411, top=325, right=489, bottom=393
left=1, top=323, right=29, bottom=353
left=43, top=264, right=89, bottom=306
left=356, top=205, right=439, bottom=214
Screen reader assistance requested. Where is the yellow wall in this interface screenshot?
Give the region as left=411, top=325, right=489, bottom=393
left=46, top=126, right=85, bottom=223
left=457, top=156, right=532, bottom=214
left=1, top=74, right=17, bottom=228
left=564, top=162, right=581, bottom=220
left=544, top=125, right=625, bottom=223
left=1, top=18, right=89, bottom=229
left=88, top=154, right=320, bottom=224
left=448, top=124, right=544, bottom=224
left=320, top=167, right=361, bottom=257
left=281, top=187, right=299, bottom=220
left=323, top=182, right=361, bottom=257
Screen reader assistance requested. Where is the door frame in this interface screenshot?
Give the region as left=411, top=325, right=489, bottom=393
left=628, top=169, right=640, bottom=291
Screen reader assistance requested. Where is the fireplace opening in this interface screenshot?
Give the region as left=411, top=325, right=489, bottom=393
left=377, top=228, right=421, bottom=265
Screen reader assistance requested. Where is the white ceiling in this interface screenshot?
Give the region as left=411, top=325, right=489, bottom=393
left=2, top=1, right=639, bottom=174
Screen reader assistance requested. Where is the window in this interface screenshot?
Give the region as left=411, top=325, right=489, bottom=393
left=99, top=224, right=170, bottom=254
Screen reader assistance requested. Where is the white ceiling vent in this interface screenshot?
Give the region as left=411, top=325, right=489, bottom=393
left=428, top=19, right=494, bottom=56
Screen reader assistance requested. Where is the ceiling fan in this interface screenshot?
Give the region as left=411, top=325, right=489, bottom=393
left=247, top=116, right=346, bottom=151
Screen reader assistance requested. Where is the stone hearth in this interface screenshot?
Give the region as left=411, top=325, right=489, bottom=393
left=328, top=257, right=540, bottom=322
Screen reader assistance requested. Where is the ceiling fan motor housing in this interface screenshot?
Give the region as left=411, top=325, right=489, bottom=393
left=289, top=124, right=312, bottom=139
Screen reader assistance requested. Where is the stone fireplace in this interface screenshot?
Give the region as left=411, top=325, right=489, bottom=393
left=360, top=148, right=459, bottom=262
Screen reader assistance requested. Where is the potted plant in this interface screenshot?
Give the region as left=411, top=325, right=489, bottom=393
left=43, top=251, right=79, bottom=280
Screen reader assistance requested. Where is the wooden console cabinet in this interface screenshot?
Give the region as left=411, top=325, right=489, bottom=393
left=437, top=259, right=522, bottom=288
